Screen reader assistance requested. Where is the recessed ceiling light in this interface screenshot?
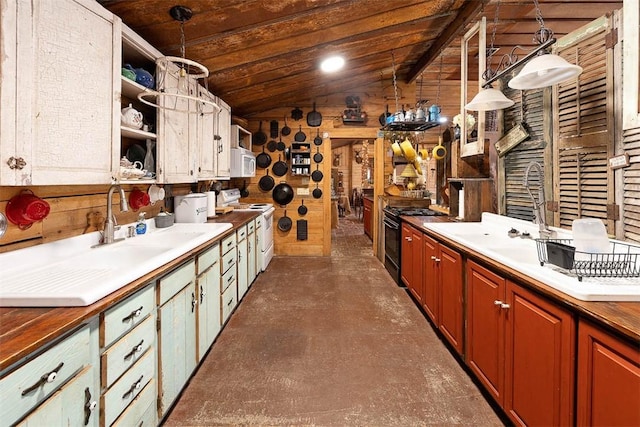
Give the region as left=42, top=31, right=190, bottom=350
left=320, top=56, right=345, bottom=73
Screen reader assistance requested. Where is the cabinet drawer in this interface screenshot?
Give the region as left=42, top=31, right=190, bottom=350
left=102, top=284, right=155, bottom=348
left=101, top=314, right=156, bottom=389
left=236, top=224, right=247, bottom=241
left=221, top=282, right=237, bottom=324
left=221, top=263, right=236, bottom=293
left=16, top=365, right=98, bottom=427
left=0, top=325, right=91, bottom=426
left=158, top=259, right=196, bottom=306
left=221, top=246, right=236, bottom=275
left=102, top=348, right=155, bottom=427
left=197, top=243, right=220, bottom=274
left=111, top=378, right=156, bottom=427
left=221, top=233, right=236, bottom=255
left=247, top=220, right=255, bottom=234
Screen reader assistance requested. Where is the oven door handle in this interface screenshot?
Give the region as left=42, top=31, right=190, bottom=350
left=383, top=217, right=400, bottom=230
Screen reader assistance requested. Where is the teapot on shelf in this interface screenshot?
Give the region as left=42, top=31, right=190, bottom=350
left=121, top=104, right=144, bottom=129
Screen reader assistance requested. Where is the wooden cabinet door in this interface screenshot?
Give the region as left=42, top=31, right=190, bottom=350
left=438, top=244, right=463, bottom=354
left=158, top=283, right=197, bottom=416
left=197, top=85, right=218, bottom=180
left=196, top=263, right=221, bottom=361
left=363, top=199, right=372, bottom=238
left=422, top=234, right=439, bottom=325
left=466, top=260, right=505, bottom=403
left=237, top=237, right=248, bottom=300
left=157, top=63, right=197, bottom=183
left=401, top=223, right=422, bottom=302
left=577, top=320, right=640, bottom=427
left=504, top=280, right=575, bottom=426
left=0, top=0, right=119, bottom=185
left=215, top=98, right=231, bottom=178
left=247, top=230, right=256, bottom=284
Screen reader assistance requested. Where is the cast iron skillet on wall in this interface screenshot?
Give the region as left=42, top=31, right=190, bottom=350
left=278, top=210, right=292, bottom=232
left=281, top=116, right=291, bottom=136
left=272, top=155, right=288, bottom=176
left=311, top=165, right=323, bottom=182
left=314, top=129, right=322, bottom=145
left=313, top=147, right=323, bottom=163
left=312, top=184, right=322, bottom=199
left=259, top=170, right=275, bottom=191
left=256, top=147, right=272, bottom=168
left=254, top=121, right=267, bottom=146
left=294, top=126, right=306, bottom=142
left=297, top=199, right=307, bottom=215
left=307, top=102, right=322, bottom=127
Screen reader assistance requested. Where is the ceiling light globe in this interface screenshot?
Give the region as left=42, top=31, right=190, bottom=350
left=320, top=56, right=345, bottom=73
left=465, top=87, right=514, bottom=111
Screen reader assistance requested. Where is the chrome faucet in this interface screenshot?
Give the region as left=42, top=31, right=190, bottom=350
left=102, top=184, right=129, bottom=245
left=523, top=161, right=554, bottom=239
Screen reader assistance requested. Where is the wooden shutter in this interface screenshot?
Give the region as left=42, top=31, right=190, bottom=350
left=499, top=86, right=548, bottom=221
left=553, top=16, right=615, bottom=234
left=622, top=127, right=640, bottom=242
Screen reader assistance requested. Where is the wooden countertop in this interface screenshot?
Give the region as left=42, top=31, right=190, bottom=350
left=0, top=212, right=259, bottom=372
left=402, top=216, right=640, bottom=344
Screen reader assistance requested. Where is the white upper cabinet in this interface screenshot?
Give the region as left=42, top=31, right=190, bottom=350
left=215, top=97, right=232, bottom=179
left=0, top=0, right=121, bottom=185
left=197, top=85, right=219, bottom=180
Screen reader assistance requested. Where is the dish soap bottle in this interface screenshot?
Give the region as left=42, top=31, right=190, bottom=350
left=135, top=212, right=147, bottom=235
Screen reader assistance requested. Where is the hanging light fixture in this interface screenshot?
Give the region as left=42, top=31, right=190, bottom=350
left=508, top=0, right=582, bottom=89
left=465, top=0, right=514, bottom=112
left=138, top=5, right=219, bottom=114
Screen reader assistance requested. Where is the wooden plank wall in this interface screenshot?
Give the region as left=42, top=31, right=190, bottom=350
left=0, top=184, right=167, bottom=253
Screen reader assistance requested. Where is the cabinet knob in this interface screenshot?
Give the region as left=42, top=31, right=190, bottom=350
left=494, top=300, right=503, bottom=306
left=500, top=303, right=510, bottom=309
left=122, top=306, right=143, bottom=323
left=405, top=237, right=412, bottom=242
left=7, top=156, right=26, bottom=170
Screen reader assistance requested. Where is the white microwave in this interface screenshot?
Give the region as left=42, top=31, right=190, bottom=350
left=230, top=147, right=256, bottom=177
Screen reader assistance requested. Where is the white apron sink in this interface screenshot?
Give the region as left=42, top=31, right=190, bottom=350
left=0, top=223, right=232, bottom=307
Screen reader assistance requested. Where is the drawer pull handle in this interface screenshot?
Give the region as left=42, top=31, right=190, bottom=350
left=494, top=300, right=503, bottom=306
left=22, top=362, right=64, bottom=395
left=192, top=292, right=197, bottom=313
left=122, top=306, right=143, bottom=323
left=227, top=274, right=234, bottom=283
left=500, top=303, right=510, bottom=309
left=123, top=375, right=144, bottom=399
left=124, top=339, right=145, bottom=360
left=227, top=258, right=233, bottom=266
left=200, top=285, right=206, bottom=304
left=238, top=252, right=242, bottom=261
left=227, top=298, right=234, bottom=307
left=84, top=387, right=97, bottom=425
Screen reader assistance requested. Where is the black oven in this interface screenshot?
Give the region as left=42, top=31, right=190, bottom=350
left=383, top=206, right=442, bottom=286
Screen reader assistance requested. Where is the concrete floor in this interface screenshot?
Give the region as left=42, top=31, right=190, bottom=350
left=163, top=215, right=504, bottom=426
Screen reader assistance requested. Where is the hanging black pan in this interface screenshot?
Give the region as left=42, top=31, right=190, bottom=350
left=254, top=121, right=267, bottom=146
left=273, top=182, right=294, bottom=206
left=276, top=136, right=286, bottom=151
left=311, top=164, right=323, bottom=182
left=272, top=154, right=288, bottom=177
left=256, top=146, right=272, bottom=168
left=313, top=129, right=322, bottom=146
left=312, top=183, right=323, bottom=199
left=313, top=146, right=323, bottom=163
left=278, top=210, right=292, bottom=232
left=297, top=199, right=307, bottom=216
left=269, top=120, right=279, bottom=138
left=259, top=169, right=275, bottom=191
left=307, top=102, right=322, bottom=127
left=267, top=139, right=277, bottom=152
left=294, top=126, right=306, bottom=142
left=281, top=116, right=291, bottom=136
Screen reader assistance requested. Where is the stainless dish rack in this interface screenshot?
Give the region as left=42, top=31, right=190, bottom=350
left=536, top=239, right=640, bottom=281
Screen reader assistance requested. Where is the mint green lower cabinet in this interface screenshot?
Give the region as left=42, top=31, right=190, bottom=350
left=157, top=260, right=197, bottom=418
left=112, top=379, right=157, bottom=427
left=17, top=366, right=98, bottom=427
left=197, top=256, right=221, bottom=361
left=237, top=237, right=248, bottom=300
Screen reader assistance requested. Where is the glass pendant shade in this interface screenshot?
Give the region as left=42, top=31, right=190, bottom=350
left=465, top=87, right=514, bottom=111
left=508, top=53, right=582, bottom=90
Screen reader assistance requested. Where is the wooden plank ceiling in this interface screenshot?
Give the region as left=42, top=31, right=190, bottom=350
left=99, top=0, right=622, bottom=118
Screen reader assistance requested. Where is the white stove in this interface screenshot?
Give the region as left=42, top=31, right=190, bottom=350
left=218, top=189, right=275, bottom=271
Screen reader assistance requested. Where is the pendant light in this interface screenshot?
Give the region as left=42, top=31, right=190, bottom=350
left=508, top=0, right=582, bottom=90
left=465, top=1, right=514, bottom=112
left=138, top=5, right=220, bottom=114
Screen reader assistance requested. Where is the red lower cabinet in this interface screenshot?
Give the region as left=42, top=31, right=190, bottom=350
left=577, top=320, right=640, bottom=427
left=401, top=223, right=423, bottom=303
left=466, top=260, right=575, bottom=426
left=422, top=234, right=463, bottom=355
